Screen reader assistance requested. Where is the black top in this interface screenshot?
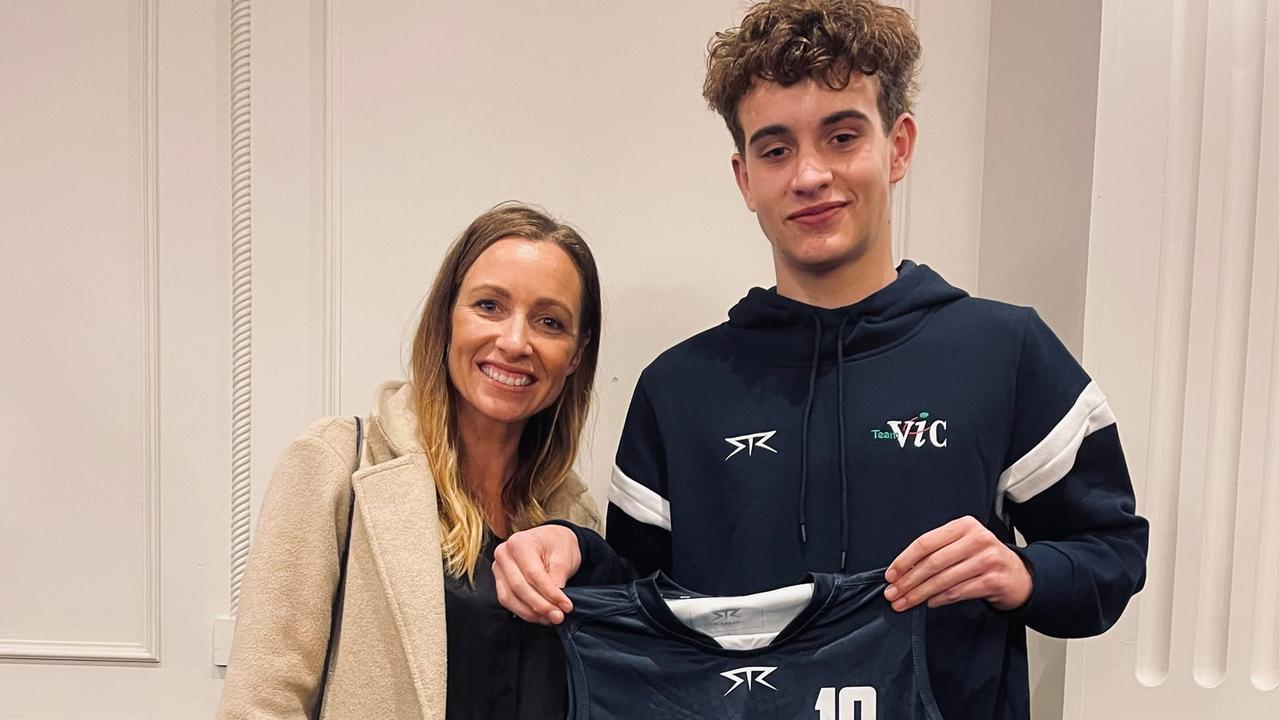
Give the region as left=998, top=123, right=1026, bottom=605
left=444, top=530, right=567, bottom=720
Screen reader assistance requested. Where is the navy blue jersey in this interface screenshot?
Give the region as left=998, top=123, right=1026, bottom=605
left=559, top=569, right=944, bottom=720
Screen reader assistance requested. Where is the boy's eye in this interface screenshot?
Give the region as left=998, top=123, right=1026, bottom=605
left=762, top=146, right=789, bottom=159
left=832, top=132, right=858, bottom=145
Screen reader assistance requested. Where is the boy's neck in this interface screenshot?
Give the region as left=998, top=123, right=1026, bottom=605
left=774, top=244, right=898, bottom=309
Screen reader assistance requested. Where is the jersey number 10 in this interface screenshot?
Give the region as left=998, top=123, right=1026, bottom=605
left=814, top=686, right=876, bottom=720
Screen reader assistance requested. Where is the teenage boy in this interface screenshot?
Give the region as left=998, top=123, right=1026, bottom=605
left=494, top=2, right=1148, bottom=718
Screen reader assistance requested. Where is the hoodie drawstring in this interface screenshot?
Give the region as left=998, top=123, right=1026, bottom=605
left=836, top=316, right=850, bottom=572
left=798, top=315, right=822, bottom=546
left=799, top=314, right=851, bottom=572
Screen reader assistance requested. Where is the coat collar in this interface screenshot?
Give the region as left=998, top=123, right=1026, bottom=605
left=368, top=381, right=425, bottom=463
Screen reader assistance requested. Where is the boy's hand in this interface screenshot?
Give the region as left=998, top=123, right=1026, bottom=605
left=884, top=515, right=1032, bottom=612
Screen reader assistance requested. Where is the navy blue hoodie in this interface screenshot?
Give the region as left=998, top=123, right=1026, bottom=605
left=561, top=261, right=1148, bottom=720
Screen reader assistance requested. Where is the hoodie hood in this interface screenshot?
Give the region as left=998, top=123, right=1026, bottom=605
left=721, top=261, right=967, bottom=569
left=724, top=260, right=968, bottom=364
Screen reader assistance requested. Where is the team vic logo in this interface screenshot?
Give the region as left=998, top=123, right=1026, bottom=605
left=724, top=431, right=778, bottom=460
left=720, top=666, right=778, bottom=695
left=872, top=411, right=948, bottom=448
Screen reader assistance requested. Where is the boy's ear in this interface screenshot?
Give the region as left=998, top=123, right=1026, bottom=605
left=732, top=153, right=757, bottom=212
left=889, top=113, right=918, bottom=185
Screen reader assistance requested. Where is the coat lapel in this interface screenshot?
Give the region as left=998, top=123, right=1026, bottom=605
left=352, top=454, right=447, bottom=717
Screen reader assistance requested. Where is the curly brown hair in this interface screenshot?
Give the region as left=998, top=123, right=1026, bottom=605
left=703, top=0, right=921, bottom=153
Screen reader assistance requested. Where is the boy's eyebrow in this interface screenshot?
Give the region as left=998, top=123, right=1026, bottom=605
left=821, top=109, right=871, bottom=126
left=746, top=109, right=873, bottom=148
left=747, top=123, right=792, bottom=148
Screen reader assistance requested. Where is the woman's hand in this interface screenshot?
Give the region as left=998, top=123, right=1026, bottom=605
left=493, top=524, right=582, bottom=624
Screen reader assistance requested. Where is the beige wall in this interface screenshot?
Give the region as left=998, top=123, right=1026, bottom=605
left=975, top=3, right=1104, bottom=719
left=977, top=0, right=1103, bottom=354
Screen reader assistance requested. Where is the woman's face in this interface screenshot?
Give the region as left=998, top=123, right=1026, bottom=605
left=448, top=237, right=585, bottom=431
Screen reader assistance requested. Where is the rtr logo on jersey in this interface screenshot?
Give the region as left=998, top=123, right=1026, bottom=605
left=720, top=666, right=779, bottom=696
left=724, top=431, right=778, bottom=461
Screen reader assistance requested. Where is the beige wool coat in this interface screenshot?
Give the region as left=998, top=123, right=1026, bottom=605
left=216, top=381, right=602, bottom=720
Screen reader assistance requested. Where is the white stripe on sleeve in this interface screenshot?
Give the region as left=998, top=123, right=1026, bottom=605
left=608, top=465, right=671, bottom=531
left=996, top=380, right=1117, bottom=515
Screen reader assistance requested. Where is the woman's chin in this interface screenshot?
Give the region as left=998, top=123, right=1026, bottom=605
left=461, top=395, right=551, bottom=429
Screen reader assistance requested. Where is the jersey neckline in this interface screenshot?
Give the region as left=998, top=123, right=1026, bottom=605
left=631, top=570, right=882, bottom=657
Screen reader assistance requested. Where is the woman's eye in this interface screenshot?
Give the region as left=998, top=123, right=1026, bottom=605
left=475, top=299, right=499, bottom=313
left=539, top=316, right=565, bottom=332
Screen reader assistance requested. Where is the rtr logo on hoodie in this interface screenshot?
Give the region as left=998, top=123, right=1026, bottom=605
left=872, top=411, right=948, bottom=448
left=723, top=431, right=778, bottom=460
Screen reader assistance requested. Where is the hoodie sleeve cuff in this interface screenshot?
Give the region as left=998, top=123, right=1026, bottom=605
left=1000, top=541, right=1076, bottom=631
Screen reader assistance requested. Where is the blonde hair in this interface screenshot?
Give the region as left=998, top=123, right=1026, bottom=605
left=409, top=202, right=601, bottom=581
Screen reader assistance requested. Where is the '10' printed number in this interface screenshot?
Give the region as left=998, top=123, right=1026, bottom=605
left=815, top=686, right=876, bottom=720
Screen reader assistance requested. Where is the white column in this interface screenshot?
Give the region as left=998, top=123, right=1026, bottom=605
left=1068, top=0, right=1279, bottom=716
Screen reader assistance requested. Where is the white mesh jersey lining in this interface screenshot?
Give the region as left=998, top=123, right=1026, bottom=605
left=664, top=582, right=816, bottom=650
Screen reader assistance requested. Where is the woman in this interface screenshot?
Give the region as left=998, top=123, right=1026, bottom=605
left=217, top=203, right=603, bottom=719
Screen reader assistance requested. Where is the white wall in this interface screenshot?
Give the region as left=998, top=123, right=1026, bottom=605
left=0, top=0, right=232, bottom=715
left=907, top=0, right=991, bottom=290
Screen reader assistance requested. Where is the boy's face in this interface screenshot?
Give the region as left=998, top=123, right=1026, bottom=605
left=731, top=75, right=915, bottom=277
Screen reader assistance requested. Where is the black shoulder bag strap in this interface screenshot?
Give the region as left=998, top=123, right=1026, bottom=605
left=313, top=416, right=363, bottom=719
